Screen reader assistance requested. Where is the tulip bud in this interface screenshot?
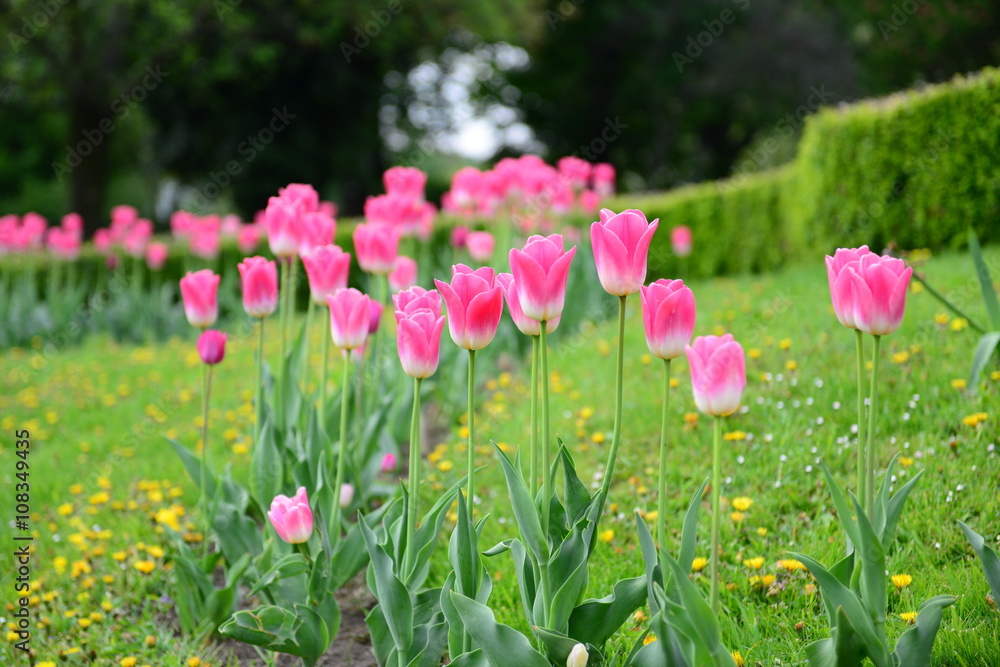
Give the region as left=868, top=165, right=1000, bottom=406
left=267, top=487, right=313, bottom=544
left=196, top=330, right=227, bottom=366
left=566, top=643, right=588, bottom=667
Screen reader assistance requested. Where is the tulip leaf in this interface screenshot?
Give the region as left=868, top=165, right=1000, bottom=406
left=249, top=417, right=283, bottom=512
left=407, top=484, right=460, bottom=588
left=957, top=521, right=1000, bottom=604
left=659, top=556, right=736, bottom=666
left=559, top=444, right=593, bottom=524
left=678, top=479, right=708, bottom=576
left=788, top=552, right=889, bottom=667
left=219, top=604, right=323, bottom=659
left=568, top=575, right=647, bottom=649
left=635, top=513, right=663, bottom=615
left=804, top=606, right=867, bottom=667
left=358, top=514, right=414, bottom=652
left=892, top=595, right=957, bottom=667
left=449, top=592, right=550, bottom=667
left=494, top=442, right=549, bottom=564
left=166, top=436, right=218, bottom=498
left=851, top=497, right=887, bottom=626
left=447, top=649, right=490, bottom=667
left=970, top=332, right=1000, bottom=388
left=880, top=467, right=923, bottom=548
left=248, top=553, right=309, bottom=597
left=820, top=461, right=860, bottom=550
left=969, top=228, right=1000, bottom=330
left=508, top=539, right=537, bottom=627
left=535, top=627, right=601, bottom=666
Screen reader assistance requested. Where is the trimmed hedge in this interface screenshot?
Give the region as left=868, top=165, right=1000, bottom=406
left=609, top=67, right=1000, bottom=280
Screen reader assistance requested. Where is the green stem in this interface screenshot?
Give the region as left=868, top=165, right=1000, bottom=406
left=658, top=358, right=672, bottom=558
left=279, top=259, right=290, bottom=371
left=539, top=321, right=552, bottom=535
left=710, top=415, right=722, bottom=613
left=302, top=298, right=316, bottom=393
left=287, top=259, right=299, bottom=345
left=529, top=335, right=539, bottom=497
left=320, top=312, right=330, bottom=426
left=595, top=296, right=628, bottom=524
left=911, top=272, right=986, bottom=334
left=405, top=377, right=423, bottom=578
left=865, top=335, right=882, bottom=517
left=256, top=319, right=265, bottom=443
left=332, top=352, right=351, bottom=546
left=467, top=349, right=477, bottom=518
left=201, top=365, right=213, bottom=554
left=855, top=329, right=866, bottom=516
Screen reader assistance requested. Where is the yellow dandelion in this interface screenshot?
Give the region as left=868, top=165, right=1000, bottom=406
left=732, top=497, right=753, bottom=511
left=891, top=574, right=912, bottom=590
left=155, top=508, right=180, bottom=531
left=592, top=432, right=606, bottom=444
left=69, top=483, right=84, bottom=495
left=950, top=318, right=968, bottom=331
left=892, top=351, right=909, bottom=364
left=786, top=360, right=798, bottom=371
left=778, top=338, right=792, bottom=350
left=133, top=561, right=156, bottom=574
left=748, top=348, right=761, bottom=360
left=599, top=529, right=615, bottom=543
left=730, top=511, right=745, bottom=523
left=899, top=611, right=917, bottom=624
left=951, top=378, right=967, bottom=390
left=145, top=635, right=157, bottom=647
left=187, top=658, right=202, bottom=667
left=778, top=559, right=806, bottom=572
left=643, top=633, right=657, bottom=645
left=723, top=431, right=747, bottom=441
left=88, top=492, right=109, bottom=505
left=756, top=527, right=768, bottom=537
left=743, top=557, right=765, bottom=570
left=691, top=557, right=708, bottom=572
left=732, top=651, right=745, bottom=667
left=899, top=457, right=914, bottom=468
left=804, top=583, right=817, bottom=595
left=436, top=460, right=454, bottom=473
left=58, top=503, right=74, bottom=516
left=669, top=377, right=680, bottom=388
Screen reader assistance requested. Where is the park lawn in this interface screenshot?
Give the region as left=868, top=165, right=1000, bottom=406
left=1, top=245, right=998, bottom=665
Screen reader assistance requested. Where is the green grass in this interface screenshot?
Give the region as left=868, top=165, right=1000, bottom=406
left=2, top=246, right=999, bottom=665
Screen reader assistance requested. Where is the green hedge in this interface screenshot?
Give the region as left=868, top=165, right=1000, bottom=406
left=609, top=67, right=1000, bottom=279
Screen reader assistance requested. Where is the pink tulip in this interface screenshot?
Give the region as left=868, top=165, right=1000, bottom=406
left=301, top=245, right=351, bottom=305
left=591, top=208, right=659, bottom=296
left=579, top=189, right=600, bottom=214
left=326, top=288, right=372, bottom=350
left=353, top=223, right=400, bottom=274
left=237, top=224, right=261, bottom=254
left=466, top=231, right=495, bottom=263
left=145, top=242, right=169, bottom=271
left=179, top=270, right=220, bottom=328
left=451, top=226, right=469, bottom=249
left=393, top=286, right=442, bottom=321
left=380, top=452, right=397, bottom=473
left=395, top=305, right=445, bottom=379
left=496, top=273, right=559, bottom=336
left=388, top=256, right=418, bottom=292
left=298, top=211, right=336, bottom=256
left=825, top=246, right=873, bottom=330
left=197, top=329, right=227, bottom=365
left=592, top=163, right=616, bottom=198
left=508, top=234, right=577, bottom=322
left=557, top=156, right=591, bottom=190
left=189, top=228, right=220, bottom=260
left=435, top=265, right=504, bottom=350
left=267, top=487, right=313, bottom=544
left=93, top=229, right=112, bottom=255
left=61, top=212, right=83, bottom=240
left=339, top=483, right=355, bottom=508
left=670, top=225, right=693, bottom=258
left=111, top=205, right=139, bottom=228
left=368, top=300, right=384, bottom=335
left=849, top=252, right=913, bottom=336
left=46, top=228, right=81, bottom=260
left=640, top=280, right=696, bottom=360
left=278, top=183, right=320, bottom=213
left=383, top=166, right=427, bottom=203
left=238, top=256, right=279, bottom=319
left=264, top=196, right=302, bottom=258
left=685, top=334, right=746, bottom=417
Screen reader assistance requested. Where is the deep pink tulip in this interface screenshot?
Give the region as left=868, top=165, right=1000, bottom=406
left=278, top=183, right=320, bottom=213
left=383, top=166, right=427, bottom=203
left=61, top=212, right=83, bottom=239
left=451, top=226, right=470, bottom=249
left=298, top=211, right=336, bottom=256
left=508, top=234, right=577, bottom=322
left=301, top=245, right=351, bottom=305
left=145, top=242, right=169, bottom=271
left=326, top=288, right=372, bottom=350
left=671, top=225, right=693, bottom=258
left=435, top=265, right=504, bottom=350
left=368, top=300, right=384, bottom=335
left=238, top=256, right=279, bottom=319
left=264, top=197, right=302, bottom=258
left=197, top=329, right=227, bottom=365
left=592, top=163, right=616, bottom=198
left=466, top=231, right=495, bottom=263
left=825, top=246, right=873, bottom=330
left=640, top=279, right=696, bottom=360
left=46, top=228, right=80, bottom=260
left=237, top=225, right=261, bottom=254
left=189, top=228, right=220, bottom=260
left=393, top=286, right=442, bottom=321
left=591, top=208, right=659, bottom=296
left=388, top=256, right=418, bottom=292
left=395, top=305, right=445, bottom=379
left=179, top=270, right=220, bottom=328
left=849, top=252, right=913, bottom=336
left=353, top=223, right=400, bottom=274
left=267, top=487, right=313, bottom=544
left=380, top=452, right=397, bottom=473
left=579, top=189, right=600, bottom=214
left=496, top=273, right=559, bottom=336
left=685, top=334, right=746, bottom=417
left=558, top=156, right=591, bottom=190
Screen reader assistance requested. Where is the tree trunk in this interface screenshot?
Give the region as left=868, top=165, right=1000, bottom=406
left=68, top=95, right=112, bottom=239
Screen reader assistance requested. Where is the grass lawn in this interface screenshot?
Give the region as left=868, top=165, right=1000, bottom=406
left=2, top=245, right=999, bottom=665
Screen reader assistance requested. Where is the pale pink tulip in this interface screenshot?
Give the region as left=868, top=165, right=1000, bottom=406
left=849, top=253, right=913, bottom=336
left=145, top=242, right=169, bottom=271
left=267, top=487, right=313, bottom=544
left=380, top=452, right=397, bottom=473
left=685, top=334, right=746, bottom=417
left=435, top=265, right=504, bottom=350
left=508, top=234, right=577, bottom=322
left=278, top=183, right=320, bottom=213
left=388, top=256, right=418, bottom=292
left=592, top=163, right=616, bottom=198
left=395, top=306, right=445, bottom=379
left=179, top=270, right=220, bottom=328
left=301, top=245, right=351, bottom=305
left=353, top=223, right=400, bottom=274
left=326, top=288, right=372, bottom=350
left=264, top=196, right=302, bottom=258
left=238, top=256, right=279, bottom=319
left=591, top=209, right=659, bottom=296
left=496, top=273, right=559, bottom=336
left=383, top=166, right=427, bottom=203
left=640, top=280, right=696, bottom=360
left=393, top=286, right=442, bottom=321
left=466, top=231, right=495, bottom=263
left=670, top=225, right=693, bottom=258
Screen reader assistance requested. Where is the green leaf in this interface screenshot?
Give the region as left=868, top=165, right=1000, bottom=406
left=970, top=332, right=1000, bottom=388
left=788, top=552, right=889, bottom=667
left=635, top=513, right=663, bottom=615
left=535, top=627, right=597, bottom=666
left=548, top=520, right=591, bottom=633
left=558, top=444, right=594, bottom=523
left=851, top=497, right=887, bottom=628
left=678, top=480, right=708, bottom=576
left=166, top=436, right=217, bottom=498
left=407, top=485, right=460, bottom=588
left=509, top=539, right=538, bottom=628
left=219, top=605, right=321, bottom=659
left=569, top=575, right=647, bottom=649
left=248, top=553, right=309, bottom=597
left=821, top=462, right=860, bottom=549
left=958, top=521, right=1000, bottom=604
left=969, top=228, right=1000, bottom=329
left=447, top=649, right=490, bottom=667
left=449, top=592, right=550, bottom=667
left=659, top=556, right=736, bottom=666
left=804, top=606, right=867, bottom=667
left=892, top=595, right=957, bottom=667
left=493, top=442, right=549, bottom=564
left=249, top=417, right=283, bottom=512
left=881, top=468, right=924, bottom=548
left=358, top=514, right=414, bottom=653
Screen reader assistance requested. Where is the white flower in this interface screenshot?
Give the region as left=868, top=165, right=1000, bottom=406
left=567, top=643, right=589, bottom=667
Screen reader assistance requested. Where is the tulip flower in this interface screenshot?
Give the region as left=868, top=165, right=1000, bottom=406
left=354, top=223, right=400, bottom=275
left=389, top=256, right=418, bottom=292
left=592, top=163, right=616, bottom=198
left=825, top=245, right=873, bottom=330
left=238, top=256, right=279, bottom=319
left=264, top=196, right=302, bottom=259
left=326, top=288, right=372, bottom=351
left=383, top=166, right=427, bottom=203
left=557, top=156, right=591, bottom=190
left=267, top=487, right=314, bottom=544
left=197, top=330, right=227, bottom=365
left=451, top=226, right=470, bottom=249
left=466, top=231, right=495, bottom=264
left=670, top=225, right=693, bottom=258
left=685, top=333, right=746, bottom=612
left=567, top=643, right=589, bottom=667
left=590, top=209, right=659, bottom=296
left=237, top=224, right=260, bottom=254
left=145, top=242, right=168, bottom=271
left=393, top=286, right=442, bottom=320
left=179, top=269, right=220, bottom=329
left=395, top=306, right=445, bottom=380
left=301, top=245, right=351, bottom=306
left=278, top=183, right=320, bottom=213
left=298, top=210, right=336, bottom=256
left=641, top=279, right=696, bottom=557
left=339, top=483, right=355, bottom=509
left=851, top=254, right=913, bottom=337
left=380, top=452, right=397, bottom=473
left=508, top=234, right=577, bottom=322
left=368, top=300, right=384, bottom=335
